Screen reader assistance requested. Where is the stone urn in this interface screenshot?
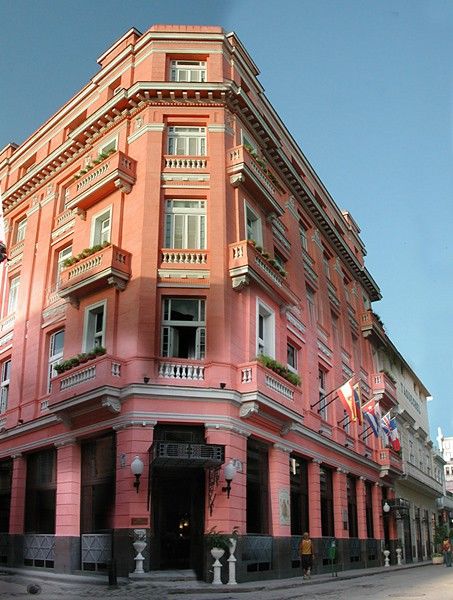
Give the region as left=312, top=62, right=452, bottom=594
left=132, top=529, right=147, bottom=574
left=210, top=547, right=225, bottom=561
left=383, top=549, right=390, bottom=567
left=210, top=547, right=225, bottom=585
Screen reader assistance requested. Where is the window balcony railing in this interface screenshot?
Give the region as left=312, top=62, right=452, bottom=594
left=376, top=447, right=403, bottom=477
left=228, top=240, right=299, bottom=307
left=0, top=314, right=15, bottom=335
left=65, top=150, right=137, bottom=210
left=226, top=144, right=285, bottom=212
left=360, top=310, right=387, bottom=345
left=160, top=248, right=209, bottom=268
left=163, top=155, right=208, bottom=170
left=238, top=360, right=302, bottom=408
left=52, top=208, right=75, bottom=240
left=48, top=354, right=124, bottom=410
left=157, top=358, right=205, bottom=382
left=58, top=244, right=131, bottom=306
left=371, top=371, right=397, bottom=408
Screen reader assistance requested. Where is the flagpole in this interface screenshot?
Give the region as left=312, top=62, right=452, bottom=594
left=337, top=414, right=350, bottom=426
left=362, top=429, right=374, bottom=441
left=310, top=378, right=355, bottom=410
left=360, top=425, right=371, bottom=438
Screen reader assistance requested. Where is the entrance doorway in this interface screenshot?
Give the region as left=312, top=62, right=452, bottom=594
left=152, top=468, right=205, bottom=574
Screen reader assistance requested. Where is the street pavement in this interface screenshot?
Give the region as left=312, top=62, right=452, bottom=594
left=0, top=562, right=451, bottom=599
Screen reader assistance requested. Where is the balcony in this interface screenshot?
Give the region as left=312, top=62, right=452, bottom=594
left=158, top=248, right=210, bottom=283
left=58, top=244, right=131, bottom=306
left=238, top=360, right=302, bottom=412
left=66, top=150, right=137, bottom=210
left=229, top=240, right=299, bottom=306
left=151, top=442, right=224, bottom=468
left=226, top=145, right=285, bottom=214
left=162, top=155, right=208, bottom=171
left=360, top=310, right=387, bottom=346
left=404, top=460, right=444, bottom=496
left=48, top=354, right=124, bottom=412
left=157, top=359, right=205, bottom=383
left=376, top=448, right=404, bottom=479
left=371, top=371, right=397, bottom=409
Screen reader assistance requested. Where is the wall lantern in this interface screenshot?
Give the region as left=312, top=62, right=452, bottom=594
left=131, top=456, right=144, bottom=493
left=383, top=501, right=391, bottom=513
left=222, top=460, right=237, bottom=499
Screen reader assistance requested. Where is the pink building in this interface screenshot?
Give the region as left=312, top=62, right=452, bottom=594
left=0, top=25, right=403, bottom=581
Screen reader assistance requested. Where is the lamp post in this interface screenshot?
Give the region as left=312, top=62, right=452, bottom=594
left=131, top=456, right=144, bottom=493
left=222, top=461, right=237, bottom=498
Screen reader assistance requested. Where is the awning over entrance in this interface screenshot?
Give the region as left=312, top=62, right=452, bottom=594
left=151, top=442, right=224, bottom=468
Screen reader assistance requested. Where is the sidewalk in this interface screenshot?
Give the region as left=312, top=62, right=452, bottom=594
left=0, top=560, right=432, bottom=596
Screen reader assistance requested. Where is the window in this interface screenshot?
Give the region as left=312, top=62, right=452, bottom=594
left=365, top=481, right=374, bottom=538
left=347, top=475, right=358, bottom=538
left=306, top=287, right=317, bottom=324
left=25, top=450, right=56, bottom=540
left=164, top=200, right=206, bottom=249
left=257, top=301, right=275, bottom=357
left=56, top=246, right=72, bottom=282
left=15, top=218, right=27, bottom=244
left=320, top=466, right=334, bottom=538
left=99, top=137, right=117, bottom=155
left=0, top=459, right=12, bottom=533
left=48, top=330, right=64, bottom=392
left=245, top=204, right=262, bottom=245
left=274, top=249, right=286, bottom=270
left=167, top=126, right=206, bottom=156
left=7, top=277, right=20, bottom=315
left=299, top=224, right=308, bottom=252
left=290, top=455, right=309, bottom=536
left=246, top=439, right=269, bottom=536
left=91, top=208, right=111, bottom=246
left=287, top=342, right=298, bottom=372
left=0, top=360, right=10, bottom=414
left=170, top=60, right=206, bottom=82
left=83, top=302, right=106, bottom=351
left=319, top=368, right=328, bottom=420
left=161, top=298, right=205, bottom=359
left=322, top=252, right=331, bottom=279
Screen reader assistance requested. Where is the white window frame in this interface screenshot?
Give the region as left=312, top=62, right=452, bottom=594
left=306, top=287, right=317, bottom=324
left=245, top=203, right=262, bottom=246
left=299, top=224, right=308, bottom=252
left=56, top=246, right=72, bottom=282
left=90, top=206, right=112, bottom=247
left=287, top=342, right=298, bottom=373
left=7, top=276, right=20, bottom=315
left=322, top=252, right=331, bottom=279
left=83, top=301, right=106, bottom=352
left=256, top=299, right=275, bottom=357
left=99, top=136, right=118, bottom=156
left=170, top=60, right=206, bottom=83
left=161, top=298, right=206, bottom=360
left=48, top=330, right=64, bottom=392
left=164, top=200, right=206, bottom=249
left=167, top=126, right=206, bottom=156
left=319, top=367, right=328, bottom=421
left=0, top=360, right=10, bottom=414
left=15, top=218, right=27, bottom=244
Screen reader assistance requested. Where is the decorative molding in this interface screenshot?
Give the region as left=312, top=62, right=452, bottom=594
left=54, top=436, right=77, bottom=449
left=114, top=178, right=132, bottom=194
left=107, top=275, right=128, bottom=291
left=232, top=274, right=250, bottom=291
left=273, top=442, right=292, bottom=454
left=239, top=401, right=259, bottom=418
left=101, top=397, right=121, bottom=414
left=230, top=173, right=245, bottom=188
left=127, top=122, right=165, bottom=144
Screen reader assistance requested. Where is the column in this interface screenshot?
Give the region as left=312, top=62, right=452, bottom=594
left=268, top=444, right=291, bottom=537
left=114, top=421, right=155, bottom=576
left=205, top=425, right=248, bottom=534
left=333, top=468, right=348, bottom=539
left=54, top=439, right=81, bottom=572
left=357, top=477, right=367, bottom=539
left=372, top=482, right=384, bottom=540
left=308, top=459, right=322, bottom=538
left=8, top=454, right=26, bottom=566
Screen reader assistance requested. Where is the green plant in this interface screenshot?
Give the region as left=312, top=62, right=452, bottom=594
left=256, top=354, right=301, bottom=386
left=206, top=527, right=232, bottom=552
left=434, top=523, right=449, bottom=552
left=93, top=345, right=106, bottom=356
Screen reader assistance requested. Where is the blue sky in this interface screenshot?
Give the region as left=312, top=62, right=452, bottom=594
left=1, top=0, right=452, bottom=441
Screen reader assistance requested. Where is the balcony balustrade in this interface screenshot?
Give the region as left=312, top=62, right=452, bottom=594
left=238, top=360, right=301, bottom=409
left=376, top=447, right=404, bottom=478
left=160, top=248, right=209, bottom=267
left=360, top=310, right=387, bottom=345
left=371, top=371, right=397, bottom=408
left=226, top=145, right=285, bottom=213
left=58, top=244, right=131, bottom=305
left=229, top=240, right=298, bottom=306
left=157, top=359, right=205, bottom=382
left=65, top=150, right=137, bottom=210
left=163, top=155, right=208, bottom=170
left=48, top=354, right=124, bottom=410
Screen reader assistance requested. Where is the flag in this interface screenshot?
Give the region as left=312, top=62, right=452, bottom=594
left=389, top=418, right=401, bottom=451
left=362, top=399, right=382, bottom=437
left=353, top=383, right=363, bottom=425
left=337, top=379, right=357, bottom=422
left=380, top=411, right=391, bottom=448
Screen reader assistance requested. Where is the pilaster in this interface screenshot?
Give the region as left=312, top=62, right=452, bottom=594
left=268, top=443, right=291, bottom=537
left=308, top=459, right=322, bottom=538
left=356, top=476, right=367, bottom=539
left=333, top=467, right=348, bottom=539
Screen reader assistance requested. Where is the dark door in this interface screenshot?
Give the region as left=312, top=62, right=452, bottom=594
left=153, top=468, right=204, bottom=574
left=403, top=516, right=413, bottom=562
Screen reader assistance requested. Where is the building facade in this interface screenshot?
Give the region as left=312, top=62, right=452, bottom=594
left=0, top=24, right=413, bottom=580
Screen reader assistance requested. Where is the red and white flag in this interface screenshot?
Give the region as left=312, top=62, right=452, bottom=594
left=337, top=379, right=357, bottom=422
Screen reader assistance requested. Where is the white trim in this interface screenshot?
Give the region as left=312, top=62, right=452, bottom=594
left=128, top=123, right=165, bottom=144
left=90, top=205, right=112, bottom=247
left=244, top=201, right=262, bottom=246
left=256, top=298, right=275, bottom=358
left=82, top=300, right=107, bottom=352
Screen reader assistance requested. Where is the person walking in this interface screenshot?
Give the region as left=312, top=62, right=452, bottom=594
left=442, top=536, right=452, bottom=567
left=299, top=532, right=314, bottom=579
